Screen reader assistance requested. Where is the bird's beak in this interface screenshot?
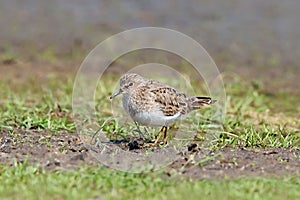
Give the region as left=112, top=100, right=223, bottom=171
left=110, top=89, right=122, bottom=100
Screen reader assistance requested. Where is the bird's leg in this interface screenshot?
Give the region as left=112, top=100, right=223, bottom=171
left=162, top=126, right=168, bottom=145
left=153, top=126, right=168, bottom=146
left=132, top=122, right=146, bottom=139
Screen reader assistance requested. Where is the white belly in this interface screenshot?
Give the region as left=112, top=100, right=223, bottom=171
left=122, top=94, right=182, bottom=127
left=132, top=111, right=181, bottom=127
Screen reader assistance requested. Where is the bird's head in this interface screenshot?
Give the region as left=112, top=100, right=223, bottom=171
left=110, top=73, right=145, bottom=100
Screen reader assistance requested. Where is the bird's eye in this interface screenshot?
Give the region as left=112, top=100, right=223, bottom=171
left=128, top=82, right=134, bottom=87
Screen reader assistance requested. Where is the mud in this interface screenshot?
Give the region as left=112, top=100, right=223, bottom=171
left=0, top=129, right=299, bottom=178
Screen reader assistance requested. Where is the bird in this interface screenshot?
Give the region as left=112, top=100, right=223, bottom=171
left=110, top=73, right=216, bottom=146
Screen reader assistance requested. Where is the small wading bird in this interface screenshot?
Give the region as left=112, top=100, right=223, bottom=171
left=110, top=73, right=216, bottom=146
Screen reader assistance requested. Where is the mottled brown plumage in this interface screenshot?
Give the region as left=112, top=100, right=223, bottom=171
left=110, top=73, right=216, bottom=145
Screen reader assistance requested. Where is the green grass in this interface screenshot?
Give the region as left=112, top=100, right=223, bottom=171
left=0, top=74, right=299, bottom=148
left=0, top=76, right=75, bottom=132
left=0, top=162, right=299, bottom=200
left=0, top=72, right=299, bottom=199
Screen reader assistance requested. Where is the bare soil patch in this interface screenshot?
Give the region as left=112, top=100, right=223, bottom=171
left=1, top=129, right=299, bottom=178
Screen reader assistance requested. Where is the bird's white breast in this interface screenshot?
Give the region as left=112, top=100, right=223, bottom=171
left=132, top=111, right=181, bottom=127
left=122, top=92, right=182, bottom=127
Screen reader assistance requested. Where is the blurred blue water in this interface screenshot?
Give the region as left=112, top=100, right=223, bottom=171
left=0, top=0, right=299, bottom=65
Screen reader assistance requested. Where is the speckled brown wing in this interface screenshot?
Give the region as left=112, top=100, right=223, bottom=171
left=149, top=86, right=189, bottom=116
left=129, top=78, right=190, bottom=116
